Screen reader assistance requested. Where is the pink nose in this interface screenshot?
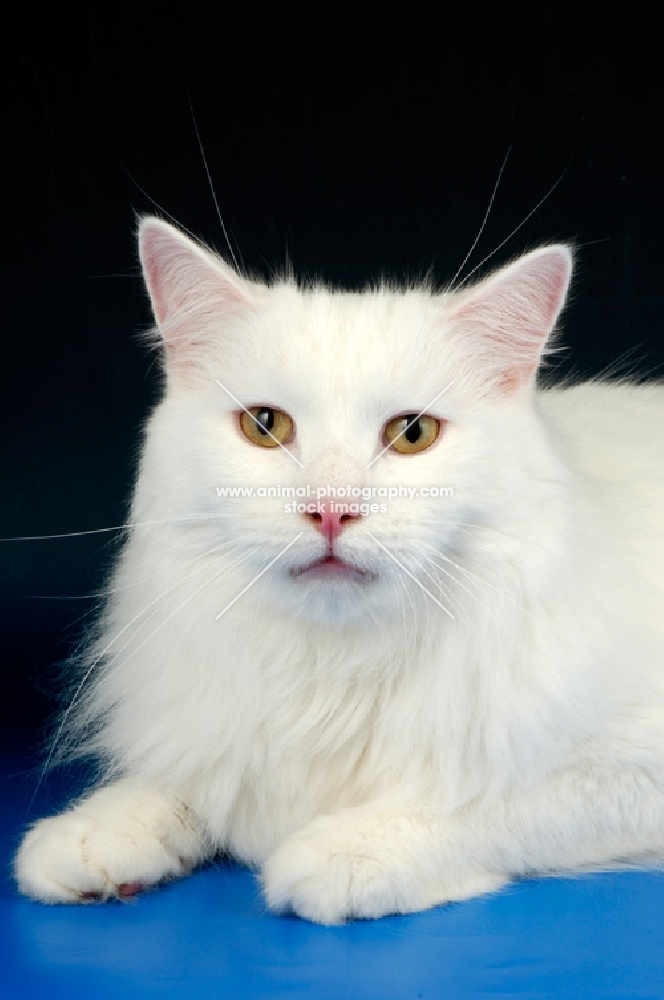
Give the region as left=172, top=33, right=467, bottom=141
left=306, top=507, right=360, bottom=543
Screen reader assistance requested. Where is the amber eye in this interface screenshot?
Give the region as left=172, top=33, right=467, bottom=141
left=240, top=407, right=294, bottom=448
left=384, top=413, right=440, bottom=454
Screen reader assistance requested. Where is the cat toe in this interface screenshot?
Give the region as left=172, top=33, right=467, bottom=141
left=16, top=804, right=189, bottom=904
left=262, top=817, right=414, bottom=925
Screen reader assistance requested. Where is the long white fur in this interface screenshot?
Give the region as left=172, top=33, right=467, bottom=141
left=15, top=220, right=664, bottom=923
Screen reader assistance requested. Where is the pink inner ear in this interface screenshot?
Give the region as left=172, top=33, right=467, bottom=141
left=139, top=226, right=179, bottom=328
left=451, top=247, right=572, bottom=390
left=138, top=218, right=253, bottom=335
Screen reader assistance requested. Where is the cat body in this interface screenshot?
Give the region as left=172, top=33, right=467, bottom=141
left=15, top=221, right=664, bottom=923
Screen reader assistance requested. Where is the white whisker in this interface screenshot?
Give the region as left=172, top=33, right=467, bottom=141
left=448, top=144, right=512, bottom=289
left=418, top=542, right=532, bottom=640
left=0, top=513, right=237, bottom=543
left=215, top=533, right=304, bottom=620
left=189, top=99, right=243, bottom=274
left=368, top=533, right=454, bottom=619
left=454, top=163, right=569, bottom=290
left=27, top=536, right=248, bottom=809
left=156, top=546, right=262, bottom=686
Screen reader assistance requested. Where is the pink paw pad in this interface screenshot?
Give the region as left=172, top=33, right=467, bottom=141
left=117, top=882, right=144, bottom=898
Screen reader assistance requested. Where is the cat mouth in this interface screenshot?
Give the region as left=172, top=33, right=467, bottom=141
left=290, top=554, right=372, bottom=582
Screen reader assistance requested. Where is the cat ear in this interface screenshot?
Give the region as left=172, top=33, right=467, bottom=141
left=447, top=246, right=572, bottom=393
left=138, top=217, right=254, bottom=373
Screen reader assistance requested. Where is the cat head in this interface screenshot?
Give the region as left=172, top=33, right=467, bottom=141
left=137, top=218, right=571, bottom=627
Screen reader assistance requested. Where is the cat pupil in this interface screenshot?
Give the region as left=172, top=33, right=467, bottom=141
left=404, top=416, right=421, bottom=444
left=256, top=408, right=274, bottom=436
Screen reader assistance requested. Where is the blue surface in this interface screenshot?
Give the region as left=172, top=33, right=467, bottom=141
left=3, top=752, right=664, bottom=999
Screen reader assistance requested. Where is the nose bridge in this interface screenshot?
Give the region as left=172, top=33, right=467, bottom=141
left=306, top=447, right=365, bottom=490
left=302, top=446, right=365, bottom=544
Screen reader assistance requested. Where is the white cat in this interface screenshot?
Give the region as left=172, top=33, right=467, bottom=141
left=15, top=219, right=664, bottom=924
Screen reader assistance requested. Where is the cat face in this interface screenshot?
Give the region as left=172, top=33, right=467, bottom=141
left=137, top=220, right=571, bottom=625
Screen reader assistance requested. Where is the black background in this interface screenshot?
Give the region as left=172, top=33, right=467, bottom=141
left=2, top=6, right=663, bottom=752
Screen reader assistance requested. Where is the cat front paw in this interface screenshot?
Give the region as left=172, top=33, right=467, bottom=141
left=15, top=781, right=204, bottom=904
left=262, top=810, right=507, bottom=925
